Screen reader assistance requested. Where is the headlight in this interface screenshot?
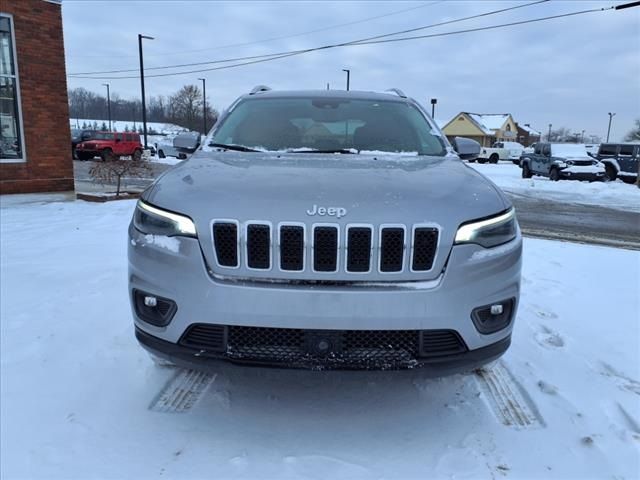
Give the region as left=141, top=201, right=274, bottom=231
left=133, top=200, right=197, bottom=237
left=454, top=209, right=517, bottom=248
left=566, top=160, right=574, bottom=165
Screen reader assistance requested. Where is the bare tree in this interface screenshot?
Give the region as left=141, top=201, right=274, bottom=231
left=89, top=158, right=152, bottom=198
left=624, top=119, right=640, bottom=142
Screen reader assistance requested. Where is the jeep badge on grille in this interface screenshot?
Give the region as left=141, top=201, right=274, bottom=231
left=306, top=204, right=347, bottom=218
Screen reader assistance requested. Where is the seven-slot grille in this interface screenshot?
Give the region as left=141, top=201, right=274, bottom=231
left=212, top=221, right=439, bottom=274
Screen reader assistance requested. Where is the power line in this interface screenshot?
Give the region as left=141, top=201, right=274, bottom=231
left=66, top=1, right=445, bottom=60
left=68, top=0, right=547, bottom=77
left=68, top=3, right=624, bottom=81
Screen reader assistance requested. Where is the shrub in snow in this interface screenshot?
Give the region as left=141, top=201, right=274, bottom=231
left=89, top=157, right=152, bottom=198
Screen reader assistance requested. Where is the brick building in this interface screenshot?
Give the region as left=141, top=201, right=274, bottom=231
left=515, top=123, right=541, bottom=147
left=1, top=0, right=73, bottom=194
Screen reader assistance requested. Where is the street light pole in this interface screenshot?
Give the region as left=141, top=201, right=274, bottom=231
left=607, top=112, right=616, bottom=142
left=430, top=98, right=437, bottom=118
left=548, top=123, right=552, bottom=142
left=102, top=83, right=111, bottom=131
left=138, top=33, right=154, bottom=149
left=198, top=78, right=207, bottom=135
left=342, top=69, right=350, bottom=91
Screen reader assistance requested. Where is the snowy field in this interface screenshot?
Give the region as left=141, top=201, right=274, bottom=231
left=470, top=162, right=640, bottom=213
left=1, top=196, right=639, bottom=479
left=70, top=119, right=188, bottom=135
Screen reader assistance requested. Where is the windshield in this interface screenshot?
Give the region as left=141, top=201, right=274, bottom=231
left=210, top=97, right=446, bottom=156
left=93, top=132, right=114, bottom=140
left=71, top=129, right=81, bottom=136
left=551, top=144, right=589, bottom=157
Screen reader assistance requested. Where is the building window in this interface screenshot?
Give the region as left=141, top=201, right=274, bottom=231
left=0, top=14, right=24, bottom=162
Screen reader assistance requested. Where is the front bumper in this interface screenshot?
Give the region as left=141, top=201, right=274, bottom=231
left=129, top=224, right=522, bottom=372
left=136, top=326, right=511, bottom=375
left=559, top=170, right=605, bottom=181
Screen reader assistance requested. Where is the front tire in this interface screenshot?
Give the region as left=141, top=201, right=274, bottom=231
left=549, top=168, right=560, bottom=181
left=604, top=164, right=617, bottom=182
left=101, top=149, right=115, bottom=162
left=489, top=154, right=499, bottom=164
left=132, top=149, right=142, bottom=162
left=522, top=162, right=533, bottom=178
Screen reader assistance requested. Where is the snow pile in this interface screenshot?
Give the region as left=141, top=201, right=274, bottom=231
left=1, top=196, right=639, bottom=479
left=470, top=162, right=639, bottom=212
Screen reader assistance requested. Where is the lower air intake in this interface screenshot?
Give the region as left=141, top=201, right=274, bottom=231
left=178, top=324, right=468, bottom=370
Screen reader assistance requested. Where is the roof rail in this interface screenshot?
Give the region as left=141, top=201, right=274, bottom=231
left=249, top=85, right=272, bottom=95
left=385, top=88, right=407, bottom=98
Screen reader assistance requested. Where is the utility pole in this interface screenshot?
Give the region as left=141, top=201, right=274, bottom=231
left=581, top=130, right=585, bottom=143
left=138, top=33, right=154, bottom=149
left=430, top=98, right=437, bottom=118
left=198, top=78, right=207, bottom=135
left=548, top=123, right=552, bottom=142
left=326, top=83, right=329, bottom=90
left=342, top=69, right=350, bottom=91
left=607, top=112, right=616, bottom=142
left=102, top=83, right=111, bottom=131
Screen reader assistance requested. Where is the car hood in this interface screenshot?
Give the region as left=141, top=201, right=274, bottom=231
left=143, top=151, right=511, bottom=280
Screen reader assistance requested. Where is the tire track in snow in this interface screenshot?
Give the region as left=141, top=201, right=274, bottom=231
left=475, top=362, right=544, bottom=429
left=149, top=368, right=216, bottom=413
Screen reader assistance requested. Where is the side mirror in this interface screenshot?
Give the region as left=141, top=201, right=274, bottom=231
left=452, top=136, right=481, bottom=160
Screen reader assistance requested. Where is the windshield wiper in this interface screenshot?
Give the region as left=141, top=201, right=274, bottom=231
left=287, top=148, right=358, bottom=154
left=209, top=142, right=259, bottom=152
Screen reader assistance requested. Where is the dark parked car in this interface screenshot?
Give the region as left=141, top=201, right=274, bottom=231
left=593, top=143, right=639, bottom=184
left=520, top=143, right=605, bottom=181
left=71, top=129, right=95, bottom=159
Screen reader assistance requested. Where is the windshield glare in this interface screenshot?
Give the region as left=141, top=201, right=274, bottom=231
left=211, top=97, right=446, bottom=156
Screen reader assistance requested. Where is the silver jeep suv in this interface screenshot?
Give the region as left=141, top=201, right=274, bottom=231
left=128, top=87, right=522, bottom=374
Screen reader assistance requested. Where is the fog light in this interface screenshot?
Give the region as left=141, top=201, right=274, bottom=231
left=133, top=289, right=177, bottom=327
left=144, top=296, right=157, bottom=307
left=472, top=299, right=515, bottom=334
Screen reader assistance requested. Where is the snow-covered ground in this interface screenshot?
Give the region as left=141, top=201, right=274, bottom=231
left=1, top=196, right=638, bottom=479
left=470, top=162, right=639, bottom=213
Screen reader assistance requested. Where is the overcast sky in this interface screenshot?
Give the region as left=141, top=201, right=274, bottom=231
left=62, top=0, right=639, bottom=141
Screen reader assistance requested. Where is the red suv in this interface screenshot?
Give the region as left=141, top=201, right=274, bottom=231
left=76, top=132, right=143, bottom=161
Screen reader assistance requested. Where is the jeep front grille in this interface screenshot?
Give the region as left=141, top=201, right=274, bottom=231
left=179, top=324, right=467, bottom=370
left=213, top=222, right=238, bottom=267
left=313, top=226, right=339, bottom=272
left=211, top=221, right=440, bottom=275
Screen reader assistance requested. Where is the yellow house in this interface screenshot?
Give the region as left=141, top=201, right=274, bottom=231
left=441, top=113, right=519, bottom=147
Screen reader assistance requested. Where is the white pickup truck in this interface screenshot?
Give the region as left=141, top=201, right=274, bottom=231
left=475, top=142, right=525, bottom=164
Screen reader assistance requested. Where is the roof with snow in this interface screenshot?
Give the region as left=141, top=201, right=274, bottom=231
left=518, top=124, right=541, bottom=136
left=464, top=113, right=511, bottom=135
